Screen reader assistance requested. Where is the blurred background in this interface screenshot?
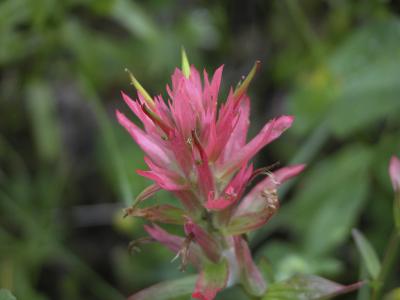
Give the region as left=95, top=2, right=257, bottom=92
left=1, top=0, right=400, bottom=299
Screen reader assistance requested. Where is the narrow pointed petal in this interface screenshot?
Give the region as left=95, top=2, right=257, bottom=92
left=192, top=260, right=229, bottom=300
left=220, top=97, right=250, bottom=164
left=192, top=131, right=215, bottom=199
left=181, top=47, right=191, bottom=78
left=233, top=236, right=267, bottom=296
left=144, top=224, right=202, bottom=268
left=137, top=170, right=187, bottom=191
left=144, top=224, right=182, bottom=253
left=206, top=164, right=253, bottom=211
left=234, top=61, right=261, bottom=100
left=125, top=68, right=155, bottom=110
left=184, top=220, right=221, bottom=263
left=221, top=115, right=294, bottom=178
left=236, top=164, right=305, bottom=214
left=126, top=204, right=185, bottom=224
left=389, top=156, right=400, bottom=192
left=137, top=156, right=188, bottom=191
left=125, top=183, right=161, bottom=214
left=208, top=89, right=240, bottom=161
left=205, top=197, right=232, bottom=211
left=141, top=103, right=173, bottom=137
left=225, top=206, right=278, bottom=235
left=203, top=65, right=223, bottom=111
left=135, top=184, right=161, bottom=204
left=121, top=91, right=157, bottom=135
left=116, top=110, right=170, bottom=166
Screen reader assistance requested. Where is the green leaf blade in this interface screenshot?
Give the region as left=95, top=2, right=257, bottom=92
left=127, top=275, right=196, bottom=300
left=262, top=275, right=362, bottom=300
left=352, top=229, right=381, bottom=280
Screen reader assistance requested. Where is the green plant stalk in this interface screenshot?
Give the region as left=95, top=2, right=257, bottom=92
left=371, top=230, right=400, bottom=300
left=357, top=263, right=370, bottom=300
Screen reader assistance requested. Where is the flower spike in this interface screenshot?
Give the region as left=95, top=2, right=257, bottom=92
left=119, top=59, right=315, bottom=300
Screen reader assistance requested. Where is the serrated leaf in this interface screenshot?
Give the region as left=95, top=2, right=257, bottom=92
left=262, top=274, right=362, bottom=300
left=0, top=289, right=16, bottom=300
left=127, top=275, right=196, bottom=300
left=352, top=229, right=381, bottom=280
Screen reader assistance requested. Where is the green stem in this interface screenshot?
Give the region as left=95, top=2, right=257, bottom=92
left=357, top=263, right=370, bottom=300
left=371, top=230, right=400, bottom=300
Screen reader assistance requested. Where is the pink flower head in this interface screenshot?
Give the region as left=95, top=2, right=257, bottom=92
left=389, top=156, right=400, bottom=192
left=119, top=54, right=305, bottom=300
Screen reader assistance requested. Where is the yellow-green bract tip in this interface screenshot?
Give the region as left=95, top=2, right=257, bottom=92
left=124, top=68, right=155, bottom=109
left=181, top=47, right=191, bottom=78
left=234, top=60, right=261, bottom=99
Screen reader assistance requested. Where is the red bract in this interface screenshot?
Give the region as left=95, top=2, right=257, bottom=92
left=118, top=57, right=304, bottom=300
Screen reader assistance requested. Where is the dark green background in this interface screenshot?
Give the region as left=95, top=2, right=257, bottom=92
left=1, top=0, right=399, bottom=299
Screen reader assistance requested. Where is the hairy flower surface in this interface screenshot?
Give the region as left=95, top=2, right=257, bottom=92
left=117, top=58, right=304, bottom=300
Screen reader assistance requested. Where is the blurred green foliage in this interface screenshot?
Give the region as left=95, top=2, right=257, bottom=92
left=1, top=0, right=399, bottom=299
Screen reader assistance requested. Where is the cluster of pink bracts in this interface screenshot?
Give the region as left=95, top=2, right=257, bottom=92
left=117, top=61, right=305, bottom=300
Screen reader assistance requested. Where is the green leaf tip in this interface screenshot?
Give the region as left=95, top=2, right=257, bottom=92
left=124, top=68, right=155, bottom=109
left=234, top=60, right=261, bottom=99
left=352, top=228, right=381, bottom=280
left=181, top=47, right=191, bottom=78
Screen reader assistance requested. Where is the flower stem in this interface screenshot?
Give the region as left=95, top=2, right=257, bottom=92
left=371, top=230, right=400, bottom=300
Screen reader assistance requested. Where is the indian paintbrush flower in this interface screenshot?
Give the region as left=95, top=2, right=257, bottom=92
left=117, top=52, right=305, bottom=300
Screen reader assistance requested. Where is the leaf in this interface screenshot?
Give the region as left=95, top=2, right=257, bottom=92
left=287, top=145, right=372, bottom=256
left=290, top=18, right=400, bottom=136
left=384, top=288, right=400, bottom=300
left=262, top=274, right=362, bottom=300
left=25, top=80, right=60, bottom=162
left=109, top=0, right=159, bottom=40
left=127, top=275, right=196, bottom=300
left=352, top=229, right=381, bottom=280
left=0, top=289, right=16, bottom=300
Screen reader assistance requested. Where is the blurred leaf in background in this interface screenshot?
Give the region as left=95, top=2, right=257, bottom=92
left=1, top=0, right=400, bottom=299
